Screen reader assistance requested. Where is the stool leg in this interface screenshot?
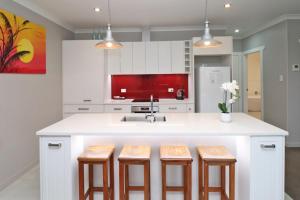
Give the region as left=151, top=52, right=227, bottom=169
left=119, top=162, right=125, bottom=200
left=144, top=161, right=150, bottom=200
left=161, top=161, right=167, bottom=200
left=203, top=162, right=209, bottom=200
left=125, top=165, right=129, bottom=200
left=89, top=164, right=94, bottom=200
left=110, top=154, right=115, bottom=200
left=103, top=161, right=109, bottom=200
left=198, top=156, right=203, bottom=200
left=221, top=166, right=226, bottom=200
left=78, top=162, right=85, bottom=200
left=229, top=163, right=235, bottom=200
left=186, top=162, right=192, bottom=200
left=183, top=165, right=187, bottom=200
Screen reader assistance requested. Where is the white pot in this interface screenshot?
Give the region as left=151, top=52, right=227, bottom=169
left=220, top=113, right=232, bottom=123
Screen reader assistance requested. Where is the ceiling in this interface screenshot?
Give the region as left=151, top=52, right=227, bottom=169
left=15, top=0, right=300, bottom=36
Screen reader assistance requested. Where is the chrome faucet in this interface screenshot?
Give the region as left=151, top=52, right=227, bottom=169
left=146, top=94, right=156, bottom=122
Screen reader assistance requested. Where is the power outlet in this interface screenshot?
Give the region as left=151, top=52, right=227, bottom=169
left=121, top=88, right=127, bottom=93
left=168, top=88, right=174, bottom=93
left=292, top=64, right=300, bottom=72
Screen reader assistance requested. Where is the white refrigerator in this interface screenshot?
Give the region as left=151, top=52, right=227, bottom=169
left=195, top=66, right=231, bottom=113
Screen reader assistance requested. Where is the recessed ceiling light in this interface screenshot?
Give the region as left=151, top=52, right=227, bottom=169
left=235, top=29, right=240, bottom=33
left=224, top=3, right=231, bottom=8
left=94, top=7, right=101, bottom=12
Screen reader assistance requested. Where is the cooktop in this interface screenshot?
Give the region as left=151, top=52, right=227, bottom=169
left=132, top=98, right=159, bottom=102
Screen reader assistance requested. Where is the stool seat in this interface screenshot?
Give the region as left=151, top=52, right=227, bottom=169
left=197, top=146, right=236, bottom=162
left=119, top=145, right=151, bottom=160
left=78, top=145, right=115, bottom=162
left=160, top=145, right=192, bottom=160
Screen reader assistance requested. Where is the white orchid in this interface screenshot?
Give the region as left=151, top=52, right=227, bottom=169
left=218, top=80, right=240, bottom=113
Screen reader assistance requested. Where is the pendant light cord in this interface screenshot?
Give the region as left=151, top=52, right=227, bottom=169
left=204, top=0, right=208, bottom=21
left=107, top=0, right=111, bottom=24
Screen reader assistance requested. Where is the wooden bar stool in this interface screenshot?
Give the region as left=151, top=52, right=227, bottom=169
left=118, top=145, right=151, bottom=200
left=197, top=146, right=236, bottom=200
left=160, top=145, right=193, bottom=200
left=78, top=145, right=115, bottom=200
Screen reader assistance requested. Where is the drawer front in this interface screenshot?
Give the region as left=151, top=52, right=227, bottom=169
left=159, top=104, right=187, bottom=113
left=63, top=105, right=104, bottom=113
left=104, top=105, right=131, bottom=113
left=250, top=136, right=285, bottom=200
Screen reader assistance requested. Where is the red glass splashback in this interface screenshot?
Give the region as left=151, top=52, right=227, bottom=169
left=111, top=74, right=189, bottom=99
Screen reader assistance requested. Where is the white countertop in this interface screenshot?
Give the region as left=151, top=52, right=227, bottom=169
left=37, top=113, right=288, bottom=137
left=104, top=98, right=194, bottom=105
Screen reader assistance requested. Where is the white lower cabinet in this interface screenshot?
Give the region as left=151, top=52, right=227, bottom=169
left=250, top=136, right=285, bottom=200
left=104, top=105, right=131, bottom=113
left=159, top=104, right=187, bottom=113
left=40, top=137, right=72, bottom=200
left=186, top=103, right=195, bottom=113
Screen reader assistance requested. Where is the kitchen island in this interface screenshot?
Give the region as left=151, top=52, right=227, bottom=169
left=37, top=113, right=288, bottom=200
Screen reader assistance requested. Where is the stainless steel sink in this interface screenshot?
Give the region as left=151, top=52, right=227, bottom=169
left=121, top=115, right=167, bottom=122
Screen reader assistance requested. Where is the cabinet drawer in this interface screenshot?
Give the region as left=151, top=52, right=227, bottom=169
left=104, top=105, right=131, bottom=113
left=63, top=105, right=104, bottom=113
left=159, top=104, right=187, bottom=113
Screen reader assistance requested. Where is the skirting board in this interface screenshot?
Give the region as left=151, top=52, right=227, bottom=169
left=0, top=160, right=38, bottom=191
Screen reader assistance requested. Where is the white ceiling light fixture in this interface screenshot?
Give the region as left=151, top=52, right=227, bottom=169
left=95, top=0, right=123, bottom=49
left=235, top=29, right=240, bottom=33
left=94, top=7, right=101, bottom=12
left=224, top=3, right=231, bottom=8
left=194, top=0, right=222, bottom=48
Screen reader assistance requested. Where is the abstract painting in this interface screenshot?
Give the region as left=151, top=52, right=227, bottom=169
left=0, top=8, right=46, bottom=74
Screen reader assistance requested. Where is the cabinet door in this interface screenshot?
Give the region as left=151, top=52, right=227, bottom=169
left=63, top=40, right=104, bottom=104
left=40, top=137, right=71, bottom=200
left=158, top=41, right=172, bottom=73
left=171, top=41, right=185, bottom=73
left=250, top=137, right=285, bottom=200
left=146, top=42, right=159, bottom=74
left=107, top=49, right=121, bottom=74
left=133, top=42, right=146, bottom=74
left=120, top=42, right=133, bottom=74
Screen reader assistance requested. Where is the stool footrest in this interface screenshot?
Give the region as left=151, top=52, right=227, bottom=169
left=166, top=186, right=185, bottom=192
left=127, top=186, right=145, bottom=191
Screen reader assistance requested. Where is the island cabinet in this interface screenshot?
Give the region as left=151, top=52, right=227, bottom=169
left=38, top=113, right=287, bottom=200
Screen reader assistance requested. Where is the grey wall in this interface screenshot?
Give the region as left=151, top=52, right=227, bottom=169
left=242, top=22, right=288, bottom=130
left=286, top=20, right=300, bottom=146
left=0, top=0, right=74, bottom=190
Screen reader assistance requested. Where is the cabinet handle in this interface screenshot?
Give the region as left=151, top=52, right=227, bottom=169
left=83, top=99, right=92, bottom=102
left=48, top=143, right=62, bottom=148
left=260, top=144, right=276, bottom=149
left=113, top=107, right=122, bottom=111
left=78, top=108, right=90, bottom=111
left=169, top=107, right=177, bottom=110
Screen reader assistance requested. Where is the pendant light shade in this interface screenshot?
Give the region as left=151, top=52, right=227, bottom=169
left=95, top=0, right=123, bottom=49
left=193, top=0, right=222, bottom=48
left=193, top=21, right=222, bottom=48
left=95, top=24, right=123, bottom=49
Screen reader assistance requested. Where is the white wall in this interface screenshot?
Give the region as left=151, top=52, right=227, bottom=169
left=0, top=0, right=74, bottom=190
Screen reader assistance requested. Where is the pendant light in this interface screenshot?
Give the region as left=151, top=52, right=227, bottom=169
left=194, top=0, right=222, bottom=48
left=95, top=0, right=123, bottom=49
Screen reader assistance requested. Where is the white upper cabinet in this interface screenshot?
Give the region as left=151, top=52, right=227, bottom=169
left=107, top=49, right=121, bottom=74
left=171, top=41, right=185, bottom=73
left=63, top=40, right=104, bottom=104
left=158, top=41, right=172, bottom=73
left=146, top=42, right=159, bottom=74
left=192, top=36, right=233, bottom=55
left=120, top=42, right=133, bottom=74
left=133, top=42, right=146, bottom=74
